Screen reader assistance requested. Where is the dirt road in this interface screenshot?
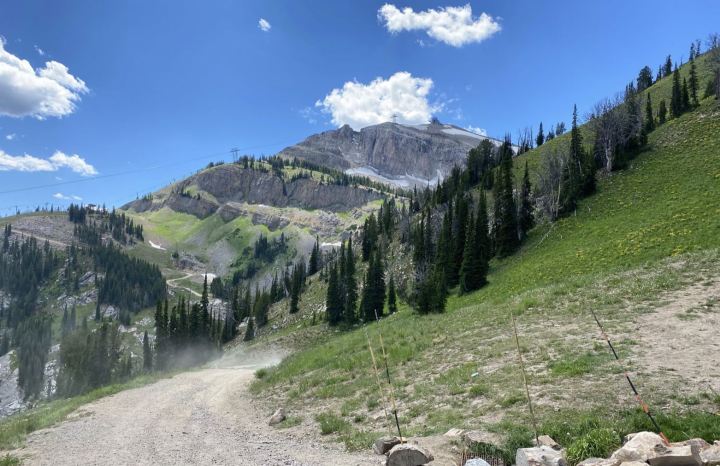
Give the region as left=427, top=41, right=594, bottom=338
left=14, top=350, right=377, bottom=466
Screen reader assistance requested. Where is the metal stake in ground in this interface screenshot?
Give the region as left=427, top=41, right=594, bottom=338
left=374, top=310, right=403, bottom=441
left=510, top=311, right=539, bottom=446
left=364, top=327, right=393, bottom=436
left=589, top=308, right=669, bottom=445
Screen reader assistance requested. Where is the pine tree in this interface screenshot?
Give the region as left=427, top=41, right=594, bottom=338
left=536, top=122, right=544, bottom=147
left=326, top=264, right=342, bottom=325
left=243, top=317, right=255, bottom=341
left=449, top=195, right=468, bottom=287
left=658, top=99, right=667, bottom=124
left=343, top=238, right=357, bottom=324
left=644, top=94, right=655, bottom=133
left=201, top=274, right=210, bottom=337
left=671, top=67, right=683, bottom=118
left=493, top=138, right=519, bottom=258
left=387, top=275, right=397, bottom=314
left=681, top=77, right=691, bottom=111
left=663, top=55, right=673, bottom=77
left=308, top=236, right=320, bottom=275
left=143, top=330, right=152, bottom=371
left=518, top=161, right=534, bottom=238
left=637, top=65, right=653, bottom=91
left=689, top=61, right=699, bottom=106
left=459, top=212, right=479, bottom=293
left=289, top=264, right=301, bottom=314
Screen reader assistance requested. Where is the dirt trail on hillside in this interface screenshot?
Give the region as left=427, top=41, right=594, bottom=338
left=634, top=278, right=720, bottom=391
left=13, top=349, right=377, bottom=466
left=167, top=272, right=203, bottom=298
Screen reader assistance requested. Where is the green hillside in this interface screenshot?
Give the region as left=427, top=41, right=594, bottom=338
left=250, top=63, right=720, bottom=456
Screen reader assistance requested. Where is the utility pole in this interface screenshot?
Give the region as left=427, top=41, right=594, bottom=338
left=230, top=147, right=239, bottom=163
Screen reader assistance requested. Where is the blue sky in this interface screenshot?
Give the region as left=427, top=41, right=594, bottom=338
left=0, top=0, right=718, bottom=214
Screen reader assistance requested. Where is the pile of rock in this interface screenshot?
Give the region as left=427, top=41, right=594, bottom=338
left=516, top=432, right=720, bottom=466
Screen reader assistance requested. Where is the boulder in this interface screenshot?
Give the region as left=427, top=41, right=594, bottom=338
left=535, top=435, right=561, bottom=450
left=465, top=459, right=492, bottom=466
left=672, top=440, right=711, bottom=451
left=620, top=462, right=651, bottom=466
left=374, top=436, right=403, bottom=455
left=268, top=408, right=286, bottom=426
left=612, top=432, right=667, bottom=463
left=516, top=446, right=568, bottom=466
left=577, top=458, right=620, bottom=466
left=386, top=444, right=434, bottom=466
left=647, top=445, right=701, bottom=466
left=699, top=446, right=720, bottom=466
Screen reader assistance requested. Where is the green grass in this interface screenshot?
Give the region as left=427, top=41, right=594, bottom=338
left=0, top=372, right=173, bottom=450
left=251, top=75, right=720, bottom=453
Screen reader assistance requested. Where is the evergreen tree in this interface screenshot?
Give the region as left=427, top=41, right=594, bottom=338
left=681, top=77, right=691, bottom=111
left=637, top=65, right=653, bottom=91
left=243, top=317, right=255, bottom=341
left=689, top=60, right=699, bottom=106
left=658, top=99, right=667, bottom=124
left=663, top=55, right=673, bottom=77
left=670, top=67, right=683, bottom=118
left=387, top=274, right=397, bottom=314
left=644, top=94, right=655, bottom=133
left=343, top=238, right=357, bottom=324
left=459, top=212, right=478, bottom=293
left=493, top=138, right=519, bottom=258
left=449, top=195, right=468, bottom=287
left=518, top=161, right=534, bottom=238
left=142, top=330, right=152, bottom=371
left=536, top=122, right=544, bottom=147
left=308, top=236, right=320, bottom=275
left=326, top=264, right=342, bottom=325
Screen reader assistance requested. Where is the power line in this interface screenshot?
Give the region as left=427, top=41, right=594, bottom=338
left=0, top=139, right=295, bottom=196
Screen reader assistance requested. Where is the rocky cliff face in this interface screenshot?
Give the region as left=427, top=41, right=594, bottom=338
left=123, top=164, right=382, bottom=219
left=278, top=121, right=506, bottom=188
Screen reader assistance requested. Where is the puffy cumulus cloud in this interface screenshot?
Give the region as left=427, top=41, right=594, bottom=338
left=48, top=151, right=98, bottom=176
left=378, top=4, right=501, bottom=47
left=316, top=71, right=437, bottom=130
left=53, top=192, right=82, bottom=201
left=0, top=149, right=97, bottom=175
left=258, top=18, right=271, bottom=32
left=0, top=37, right=89, bottom=118
left=5, top=133, right=16, bottom=140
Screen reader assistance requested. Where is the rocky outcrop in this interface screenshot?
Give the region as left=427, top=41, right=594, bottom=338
left=124, top=164, right=383, bottom=219
left=279, top=121, right=508, bottom=187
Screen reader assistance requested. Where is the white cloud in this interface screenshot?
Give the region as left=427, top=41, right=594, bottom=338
left=5, top=133, right=15, bottom=140
left=53, top=192, right=82, bottom=201
left=0, top=150, right=55, bottom=172
left=34, top=45, right=44, bottom=56
left=258, top=18, right=271, bottom=32
left=48, top=151, right=98, bottom=176
left=465, top=125, right=487, bottom=136
left=0, top=149, right=97, bottom=175
left=0, top=37, right=88, bottom=118
left=316, top=71, right=437, bottom=130
left=378, top=4, right=501, bottom=47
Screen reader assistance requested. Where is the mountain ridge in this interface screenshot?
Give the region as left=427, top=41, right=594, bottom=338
left=278, top=120, right=511, bottom=188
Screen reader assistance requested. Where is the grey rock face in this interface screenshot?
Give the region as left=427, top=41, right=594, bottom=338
left=124, top=164, right=382, bottom=218
left=279, top=121, right=507, bottom=187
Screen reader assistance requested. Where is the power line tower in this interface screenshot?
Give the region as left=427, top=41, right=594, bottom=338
left=391, top=113, right=399, bottom=124
left=230, top=147, right=240, bottom=163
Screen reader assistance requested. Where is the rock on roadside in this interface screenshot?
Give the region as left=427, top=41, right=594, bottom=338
left=386, top=443, right=434, bottom=466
